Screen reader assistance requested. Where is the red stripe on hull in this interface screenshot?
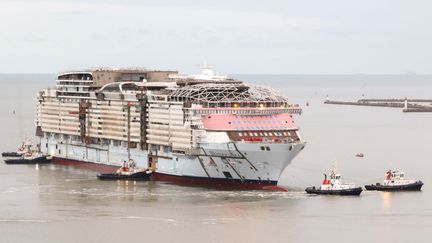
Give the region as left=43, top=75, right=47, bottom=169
left=51, top=157, right=288, bottom=191
left=53, top=157, right=119, bottom=173
left=153, top=172, right=287, bottom=191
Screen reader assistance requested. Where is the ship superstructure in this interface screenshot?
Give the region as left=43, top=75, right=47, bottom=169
left=35, top=67, right=305, bottom=189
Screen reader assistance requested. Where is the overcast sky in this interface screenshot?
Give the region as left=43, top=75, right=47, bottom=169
left=0, top=0, right=431, bottom=74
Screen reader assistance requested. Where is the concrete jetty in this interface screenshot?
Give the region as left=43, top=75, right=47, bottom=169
left=324, top=98, right=432, bottom=112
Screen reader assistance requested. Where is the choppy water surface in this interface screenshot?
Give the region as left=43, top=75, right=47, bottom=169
left=1, top=74, right=431, bottom=242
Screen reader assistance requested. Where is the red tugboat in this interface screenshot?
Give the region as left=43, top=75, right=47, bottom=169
left=365, top=170, right=423, bottom=191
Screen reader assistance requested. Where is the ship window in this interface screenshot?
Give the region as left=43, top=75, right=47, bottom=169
left=260, top=146, right=265, bottom=151
left=265, top=146, right=271, bottom=151
left=228, top=122, right=231, bottom=124
left=249, top=132, right=253, bottom=136
left=223, top=172, right=233, bottom=179
left=254, top=132, right=258, bottom=136
left=264, top=132, right=268, bottom=136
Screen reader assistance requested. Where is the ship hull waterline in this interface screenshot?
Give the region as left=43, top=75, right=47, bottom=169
left=52, top=157, right=289, bottom=191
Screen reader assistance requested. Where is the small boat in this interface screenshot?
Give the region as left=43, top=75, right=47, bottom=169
left=4, top=152, right=52, bottom=165
left=365, top=170, right=423, bottom=191
left=97, top=159, right=152, bottom=181
left=355, top=153, right=364, bottom=158
left=306, top=171, right=362, bottom=196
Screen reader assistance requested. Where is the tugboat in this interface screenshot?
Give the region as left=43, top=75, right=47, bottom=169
left=4, top=151, right=52, bottom=165
left=2, top=142, right=27, bottom=157
left=365, top=170, right=423, bottom=191
left=4, top=141, right=52, bottom=165
left=306, top=171, right=362, bottom=196
left=97, top=159, right=152, bottom=181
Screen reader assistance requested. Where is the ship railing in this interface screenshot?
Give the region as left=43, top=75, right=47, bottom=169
left=190, top=107, right=302, bottom=115
left=56, top=79, right=94, bottom=83
left=237, top=137, right=298, bottom=144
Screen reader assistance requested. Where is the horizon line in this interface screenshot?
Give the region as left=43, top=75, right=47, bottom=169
left=0, top=72, right=431, bottom=76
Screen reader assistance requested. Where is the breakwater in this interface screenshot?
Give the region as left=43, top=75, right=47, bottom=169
left=324, top=99, right=432, bottom=112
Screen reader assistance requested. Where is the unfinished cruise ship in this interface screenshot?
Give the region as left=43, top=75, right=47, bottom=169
left=35, top=67, right=305, bottom=190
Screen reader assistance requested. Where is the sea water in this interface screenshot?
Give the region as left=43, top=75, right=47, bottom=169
left=0, top=74, right=431, bottom=242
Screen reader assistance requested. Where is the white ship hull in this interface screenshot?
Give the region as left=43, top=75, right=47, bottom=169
left=41, top=136, right=304, bottom=189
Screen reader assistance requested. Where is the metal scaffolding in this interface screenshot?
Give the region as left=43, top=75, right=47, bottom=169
left=168, top=83, right=288, bottom=104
